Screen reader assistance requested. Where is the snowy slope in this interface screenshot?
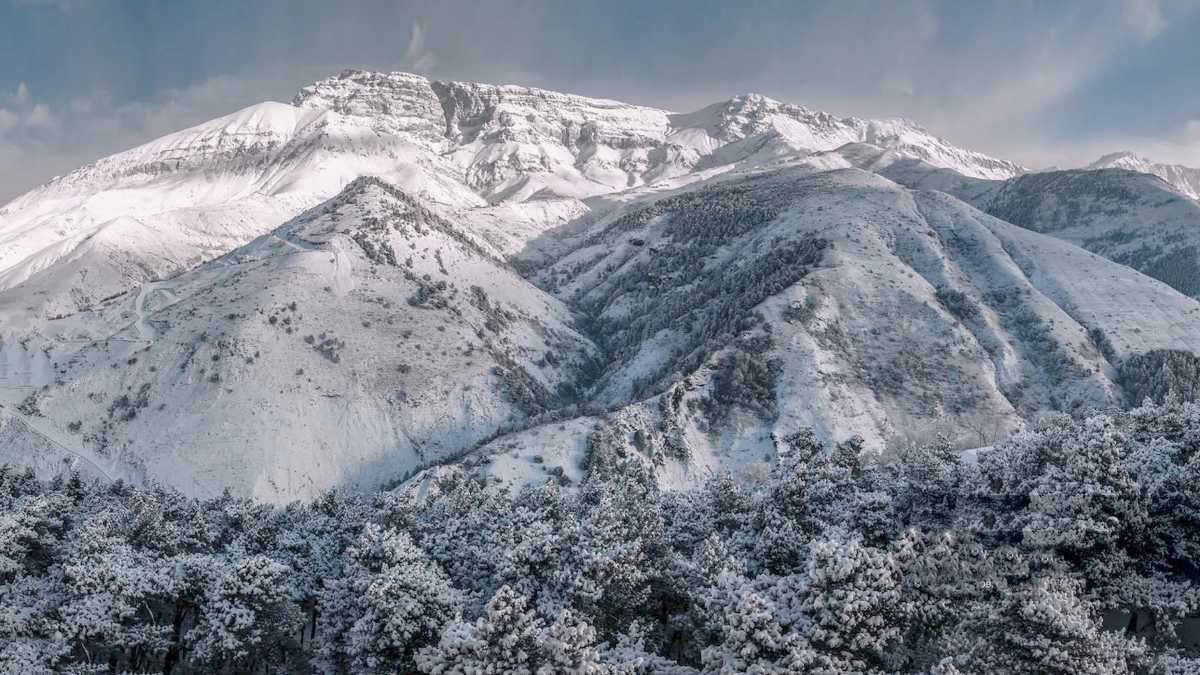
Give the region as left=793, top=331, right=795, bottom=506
left=951, top=168, right=1200, bottom=298
left=421, top=166, right=1200, bottom=493
left=13, top=178, right=596, bottom=501
left=4, top=69, right=1198, bottom=499
left=0, top=101, right=483, bottom=332
left=973, top=169, right=1200, bottom=298
left=1088, top=151, right=1200, bottom=201
left=831, top=146, right=1200, bottom=300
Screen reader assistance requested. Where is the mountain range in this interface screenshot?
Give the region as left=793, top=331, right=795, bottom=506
left=1, top=69, right=1198, bottom=501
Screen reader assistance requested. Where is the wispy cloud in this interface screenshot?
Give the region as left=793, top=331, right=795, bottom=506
left=1124, top=0, right=1167, bottom=39
left=0, top=65, right=330, bottom=202
left=403, top=22, right=437, bottom=73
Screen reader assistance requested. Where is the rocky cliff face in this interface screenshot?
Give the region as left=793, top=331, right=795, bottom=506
left=292, top=70, right=1026, bottom=203
left=293, top=70, right=447, bottom=144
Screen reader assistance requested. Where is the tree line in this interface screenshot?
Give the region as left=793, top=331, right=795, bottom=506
left=2, top=399, right=1199, bottom=673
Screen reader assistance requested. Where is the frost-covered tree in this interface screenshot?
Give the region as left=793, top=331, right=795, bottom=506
left=700, top=575, right=807, bottom=675
left=415, top=584, right=608, bottom=674
left=317, top=524, right=460, bottom=672
left=188, top=555, right=299, bottom=671
left=1, top=400, right=1199, bottom=673
left=949, top=576, right=1146, bottom=674
left=977, top=414, right=1148, bottom=581
left=897, top=435, right=961, bottom=528
left=789, top=533, right=904, bottom=673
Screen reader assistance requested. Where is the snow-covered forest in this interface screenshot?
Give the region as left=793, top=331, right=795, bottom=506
left=2, top=399, right=1198, bottom=674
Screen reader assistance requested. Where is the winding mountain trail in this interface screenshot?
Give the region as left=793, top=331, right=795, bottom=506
left=1, top=407, right=115, bottom=482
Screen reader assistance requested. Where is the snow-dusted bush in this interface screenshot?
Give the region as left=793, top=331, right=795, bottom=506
left=934, top=287, right=980, bottom=321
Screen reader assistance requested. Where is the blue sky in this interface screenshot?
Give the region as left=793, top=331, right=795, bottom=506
left=2, top=0, right=1199, bottom=201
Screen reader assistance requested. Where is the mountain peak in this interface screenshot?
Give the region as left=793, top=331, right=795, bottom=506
left=1087, top=151, right=1200, bottom=200
left=728, top=92, right=784, bottom=106
left=1089, top=150, right=1148, bottom=167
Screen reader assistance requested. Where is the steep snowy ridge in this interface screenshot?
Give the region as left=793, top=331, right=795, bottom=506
left=0, top=99, right=484, bottom=329
left=851, top=148, right=1200, bottom=300
left=293, top=70, right=1025, bottom=203
left=415, top=165, right=1200, bottom=493
left=8, top=178, right=596, bottom=500
left=1088, top=151, right=1200, bottom=201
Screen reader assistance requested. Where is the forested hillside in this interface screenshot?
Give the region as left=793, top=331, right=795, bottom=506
left=3, top=399, right=1198, bottom=673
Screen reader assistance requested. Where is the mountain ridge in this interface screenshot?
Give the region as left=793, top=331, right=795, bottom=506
left=1087, top=150, right=1200, bottom=201
left=0, top=70, right=1023, bottom=336
left=1, top=69, right=1198, bottom=500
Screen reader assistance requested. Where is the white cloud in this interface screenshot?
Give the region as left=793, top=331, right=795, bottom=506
left=996, top=117, right=1200, bottom=170
left=24, top=103, right=56, bottom=129
left=1184, top=119, right=1200, bottom=143
left=403, top=22, right=437, bottom=73
left=0, top=108, right=18, bottom=133
left=1124, top=0, right=1167, bottom=39
left=1125, top=119, right=1200, bottom=165
left=12, top=82, right=30, bottom=105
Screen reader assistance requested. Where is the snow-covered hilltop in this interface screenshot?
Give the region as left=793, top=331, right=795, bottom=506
left=853, top=146, right=1200, bottom=299
left=2, top=69, right=1199, bottom=500
left=1088, top=151, right=1200, bottom=201
left=12, top=178, right=597, bottom=498
left=420, top=164, right=1200, bottom=493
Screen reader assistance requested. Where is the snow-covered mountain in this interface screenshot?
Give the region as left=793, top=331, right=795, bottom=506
left=4, top=69, right=1198, bottom=500
left=0, top=71, right=1024, bottom=332
left=846, top=145, right=1200, bottom=299
left=7, top=178, right=596, bottom=499
left=0, top=100, right=483, bottom=331
left=416, top=164, right=1200, bottom=492
left=296, top=70, right=1026, bottom=201
left=1088, top=151, right=1200, bottom=201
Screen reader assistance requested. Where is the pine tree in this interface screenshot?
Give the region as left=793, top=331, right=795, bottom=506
left=188, top=554, right=299, bottom=671
left=953, top=576, right=1145, bottom=674
left=318, top=524, right=460, bottom=672
left=415, top=584, right=546, bottom=674
left=789, top=533, right=904, bottom=673
left=700, top=577, right=808, bottom=675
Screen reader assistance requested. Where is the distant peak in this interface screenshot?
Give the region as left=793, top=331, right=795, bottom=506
left=870, top=116, right=926, bottom=131
left=1090, top=151, right=1147, bottom=167
left=730, top=92, right=779, bottom=105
